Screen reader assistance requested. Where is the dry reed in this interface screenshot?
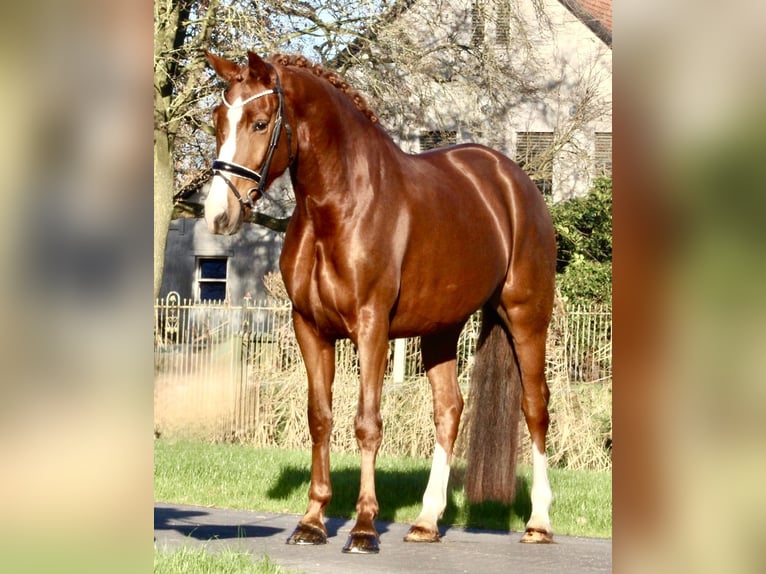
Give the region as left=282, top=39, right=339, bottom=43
left=154, top=296, right=612, bottom=471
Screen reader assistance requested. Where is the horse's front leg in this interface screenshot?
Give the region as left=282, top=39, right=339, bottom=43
left=287, top=312, right=336, bottom=545
left=342, top=314, right=389, bottom=554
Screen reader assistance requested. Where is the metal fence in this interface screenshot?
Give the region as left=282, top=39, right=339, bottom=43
left=154, top=293, right=611, bottom=452
left=547, top=302, right=612, bottom=384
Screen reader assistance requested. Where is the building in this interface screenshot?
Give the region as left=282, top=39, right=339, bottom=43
left=348, top=0, right=612, bottom=201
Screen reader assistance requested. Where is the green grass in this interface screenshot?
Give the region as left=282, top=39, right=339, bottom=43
left=154, top=438, right=611, bottom=538
left=154, top=547, right=299, bottom=574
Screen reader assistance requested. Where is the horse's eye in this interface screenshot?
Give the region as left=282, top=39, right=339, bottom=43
left=253, top=120, right=269, bottom=132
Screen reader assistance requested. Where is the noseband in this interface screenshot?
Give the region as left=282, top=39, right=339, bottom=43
left=212, top=75, right=294, bottom=210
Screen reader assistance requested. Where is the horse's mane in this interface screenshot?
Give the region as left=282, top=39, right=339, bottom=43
left=268, top=54, right=379, bottom=124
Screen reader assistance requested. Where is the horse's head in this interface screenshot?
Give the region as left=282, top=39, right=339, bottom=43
left=204, top=51, right=294, bottom=235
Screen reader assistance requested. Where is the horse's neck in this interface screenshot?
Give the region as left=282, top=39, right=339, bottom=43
left=291, top=104, right=396, bottom=210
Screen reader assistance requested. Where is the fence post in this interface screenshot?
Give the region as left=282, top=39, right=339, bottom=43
left=392, top=338, right=406, bottom=384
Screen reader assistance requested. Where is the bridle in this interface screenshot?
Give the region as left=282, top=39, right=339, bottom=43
left=211, top=74, right=294, bottom=210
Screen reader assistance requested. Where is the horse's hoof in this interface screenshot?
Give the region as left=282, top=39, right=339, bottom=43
left=520, top=527, right=554, bottom=544
left=404, top=525, right=441, bottom=543
left=342, top=533, right=380, bottom=554
left=286, top=522, right=328, bottom=545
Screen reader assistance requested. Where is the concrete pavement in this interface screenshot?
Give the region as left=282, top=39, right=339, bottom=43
left=154, top=502, right=611, bottom=573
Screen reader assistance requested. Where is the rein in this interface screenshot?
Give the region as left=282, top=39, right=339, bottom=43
left=211, top=74, right=294, bottom=210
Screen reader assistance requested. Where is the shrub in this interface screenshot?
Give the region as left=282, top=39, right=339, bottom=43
left=550, top=177, right=612, bottom=305
left=558, top=256, right=612, bottom=305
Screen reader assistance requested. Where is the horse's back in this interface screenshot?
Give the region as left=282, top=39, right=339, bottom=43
left=403, top=142, right=554, bottom=271
left=387, top=144, right=555, bottom=336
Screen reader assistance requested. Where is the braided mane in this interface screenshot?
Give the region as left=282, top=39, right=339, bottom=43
left=269, top=53, right=379, bottom=124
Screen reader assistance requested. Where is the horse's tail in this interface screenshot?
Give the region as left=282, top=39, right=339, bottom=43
left=464, top=305, right=523, bottom=504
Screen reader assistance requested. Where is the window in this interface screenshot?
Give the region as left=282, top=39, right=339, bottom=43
left=196, top=257, right=228, bottom=301
left=496, top=0, right=511, bottom=45
left=471, top=1, right=485, bottom=49
left=594, top=132, right=612, bottom=177
left=419, top=130, right=457, bottom=152
left=516, top=131, right=554, bottom=196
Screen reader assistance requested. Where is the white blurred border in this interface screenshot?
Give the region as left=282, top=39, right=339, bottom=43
left=615, top=1, right=766, bottom=572
left=0, top=2, right=152, bottom=572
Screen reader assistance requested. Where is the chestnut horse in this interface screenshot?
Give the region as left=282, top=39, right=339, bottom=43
left=204, top=51, right=556, bottom=553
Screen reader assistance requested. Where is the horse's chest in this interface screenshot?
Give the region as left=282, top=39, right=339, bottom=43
left=282, top=237, right=355, bottom=336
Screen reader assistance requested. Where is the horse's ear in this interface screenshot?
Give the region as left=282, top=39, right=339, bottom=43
left=205, top=51, right=240, bottom=82
left=247, top=51, right=274, bottom=85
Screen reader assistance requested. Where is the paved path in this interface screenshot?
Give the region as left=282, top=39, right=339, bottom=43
left=155, top=503, right=611, bottom=573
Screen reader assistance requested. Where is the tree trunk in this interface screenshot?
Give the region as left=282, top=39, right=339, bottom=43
left=153, top=0, right=185, bottom=299
left=154, top=127, right=175, bottom=299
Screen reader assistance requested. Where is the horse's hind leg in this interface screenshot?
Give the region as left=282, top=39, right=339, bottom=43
left=405, top=326, right=464, bottom=543
left=505, top=305, right=554, bottom=543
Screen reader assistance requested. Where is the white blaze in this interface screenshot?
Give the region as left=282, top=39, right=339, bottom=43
left=205, top=101, right=243, bottom=225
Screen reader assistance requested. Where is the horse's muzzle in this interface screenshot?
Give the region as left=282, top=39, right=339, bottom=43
left=207, top=211, right=239, bottom=235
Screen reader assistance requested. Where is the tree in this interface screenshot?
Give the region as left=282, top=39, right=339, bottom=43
left=550, top=177, right=612, bottom=304
left=153, top=0, right=407, bottom=298
left=334, top=0, right=610, bottom=192
left=154, top=0, right=219, bottom=298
